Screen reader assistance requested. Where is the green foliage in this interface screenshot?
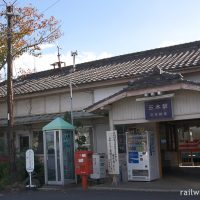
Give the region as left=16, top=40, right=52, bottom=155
left=75, top=135, right=88, bottom=150
left=0, top=5, right=61, bottom=71
left=0, top=153, right=44, bottom=190
left=64, top=112, right=89, bottom=150
left=0, top=162, right=11, bottom=189
left=16, top=153, right=44, bottom=186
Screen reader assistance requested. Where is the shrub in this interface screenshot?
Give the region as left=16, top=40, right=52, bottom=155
left=0, top=162, right=10, bottom=190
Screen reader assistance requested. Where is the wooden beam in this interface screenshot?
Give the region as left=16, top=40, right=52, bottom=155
left=136, top=93, right=175, bottom=102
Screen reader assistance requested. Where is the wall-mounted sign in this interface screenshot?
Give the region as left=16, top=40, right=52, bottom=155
left=106, top=130, right=119, bottom=174
left=145, top=98, right=173, bottom=120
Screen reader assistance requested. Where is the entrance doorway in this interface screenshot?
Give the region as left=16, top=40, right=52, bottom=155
left=43, top=117, right=75, bottom=185
left=44, top=131, right=62, bottom=185
left=160, top=120, right=200, bottom=178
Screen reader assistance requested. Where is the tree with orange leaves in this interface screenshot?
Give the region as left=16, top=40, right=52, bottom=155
left=0, top=4, right=61, bottom=70
left=0, top=4, right=61, bottom=184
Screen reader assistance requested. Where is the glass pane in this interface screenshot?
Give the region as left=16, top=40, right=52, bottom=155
left=20, top=136, right=29, bottom=152
left=63, top=130, right=74, bottom=180
left=46, top=131, right=56, bottom=181
left=0, top=133, right=5, bottom=155
left=32, top=131, right=43, bottom=154
left=56, top=131, right=61, bottom=181
left=178, top=126, right=200, bottom=166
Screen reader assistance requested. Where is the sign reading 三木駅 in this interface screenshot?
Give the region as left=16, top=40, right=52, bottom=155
left=145, top=98, right=173, bottom=120
left=106, top=130, right=119, bottom=175
left=26, top=149, right=34, bottom=173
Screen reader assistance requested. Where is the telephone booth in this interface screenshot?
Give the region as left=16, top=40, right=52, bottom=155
left=43, top=117, right=75, bottom=185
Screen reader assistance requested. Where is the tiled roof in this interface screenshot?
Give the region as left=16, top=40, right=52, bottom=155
left=85, top=68, right=200, bottom=112
left=1, top=40, right=200, bottom=97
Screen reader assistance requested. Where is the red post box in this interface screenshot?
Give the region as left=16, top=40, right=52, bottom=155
left=74, top=150, right=93, bottom=190
left=75, top=150, right=93, bottom=175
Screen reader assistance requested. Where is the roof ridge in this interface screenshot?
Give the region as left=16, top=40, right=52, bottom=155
left=75, top=40, right=200, bottom=68
left=13, top=40, right=200, bottom=82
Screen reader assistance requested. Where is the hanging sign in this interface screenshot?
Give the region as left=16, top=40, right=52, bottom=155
left=145, top=98, right=173, bottom=120
left=106, top=130, right=119, bottom=174
left=26, top=149, right=34, bottom=173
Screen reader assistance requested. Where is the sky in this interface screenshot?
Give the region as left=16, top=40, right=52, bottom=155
left=1, top=0, right=200, bottom=78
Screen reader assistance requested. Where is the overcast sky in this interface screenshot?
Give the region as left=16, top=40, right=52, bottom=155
left=1, top=0, right=200, bottom=78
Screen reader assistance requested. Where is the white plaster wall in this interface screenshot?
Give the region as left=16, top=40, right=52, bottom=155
left=31, top=97, right=45, bottom=115
left=15, top=99, right=30, bottom=116
left=112, top=90, right=200, bottom=124
left=94, top=123, right=109, bottom=154
left=112, top=97, right=144, bottom=122
left=94, top=85, right=126, bottom=103
left=0, top=102, right=7, bottom=118
left=60, top=93, right=70, bottom=112
left=0, top=90, right=94, bottom=118
left=73, top=92, right=93, bottom=110
left=173, top=91, right=200, bottom=116
left=45, top=95, right=60, bottom=113
left=60, top=91, right=93, bottom=112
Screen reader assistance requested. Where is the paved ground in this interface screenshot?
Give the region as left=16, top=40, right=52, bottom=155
left=0, top=189, right=199, bottom=200
left=0, top=169, right=199, bottom=200
left=90, top=174, right=200, bottom=192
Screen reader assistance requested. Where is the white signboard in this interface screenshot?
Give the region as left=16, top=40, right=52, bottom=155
left=26, top=149, right=34, bottom=173
left=106, top=130, right=119, bottom=174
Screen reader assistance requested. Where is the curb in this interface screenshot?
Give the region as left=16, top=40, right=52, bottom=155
left=89, top=186, right=181, bottom=193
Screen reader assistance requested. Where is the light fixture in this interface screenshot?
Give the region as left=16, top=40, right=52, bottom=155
left=157, top=91, right=163, bottom=96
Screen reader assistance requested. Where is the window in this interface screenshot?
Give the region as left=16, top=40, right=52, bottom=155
left=76, top=126, right=93, bottom=150
left=19, top=135, right=30, bottom=152
left=0, top=132, right=6, bottom=155
left=32, top=131, right=43, bottom=154
left=115, top=125, right=127, bottom=153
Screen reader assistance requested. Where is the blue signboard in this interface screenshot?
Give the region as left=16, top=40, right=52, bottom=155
left=145, top=98, right=173, bottom=120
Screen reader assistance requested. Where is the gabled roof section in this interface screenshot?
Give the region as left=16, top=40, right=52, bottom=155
left=42, top=117, right=75, bottom=131
left=85, top=68, right=200, bottom=112
left=1, top=40, right=200, bottom=97
left=126, top=67, right=183, bottom=90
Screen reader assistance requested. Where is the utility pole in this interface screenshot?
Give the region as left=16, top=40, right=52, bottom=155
left=57, top=45, right=61, bottom=68
left=5, top=3, right=17, bottom=180
left=70, top=51, right=78, bottom=125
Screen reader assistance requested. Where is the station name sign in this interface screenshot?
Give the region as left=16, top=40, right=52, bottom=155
left=145, top=98, right=173, bottom=120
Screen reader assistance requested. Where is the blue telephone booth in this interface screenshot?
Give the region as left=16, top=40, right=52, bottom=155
left=43, top=117, right=75, bottom=185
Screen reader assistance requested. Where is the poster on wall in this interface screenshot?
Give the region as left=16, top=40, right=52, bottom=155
left=106, top=130, right=119, bottom=174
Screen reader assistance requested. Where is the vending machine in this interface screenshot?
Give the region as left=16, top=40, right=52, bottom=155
left=126, top=128, right=159, bottom=181
left=90, top=153, right=106, bottom=179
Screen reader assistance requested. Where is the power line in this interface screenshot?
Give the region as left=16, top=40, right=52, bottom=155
left=42, top=0, right=61, bottom=13
left=2, top=0, right=7, bottom=5
left=2, top=0, right=18, bottom=6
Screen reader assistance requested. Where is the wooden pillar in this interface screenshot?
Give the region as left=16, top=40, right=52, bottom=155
left=156, top=122, right=163, bottom=178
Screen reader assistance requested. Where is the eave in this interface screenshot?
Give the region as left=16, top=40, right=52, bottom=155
left=86, top=82, right=200, bottom=113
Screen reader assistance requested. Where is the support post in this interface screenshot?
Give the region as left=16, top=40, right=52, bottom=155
left=6, top=4, right=16, bottom=181
left=81, top=175, right=88, bottom=190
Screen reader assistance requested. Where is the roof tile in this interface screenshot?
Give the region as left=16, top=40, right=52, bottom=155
left=1, top=40, right=200, bottom=97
